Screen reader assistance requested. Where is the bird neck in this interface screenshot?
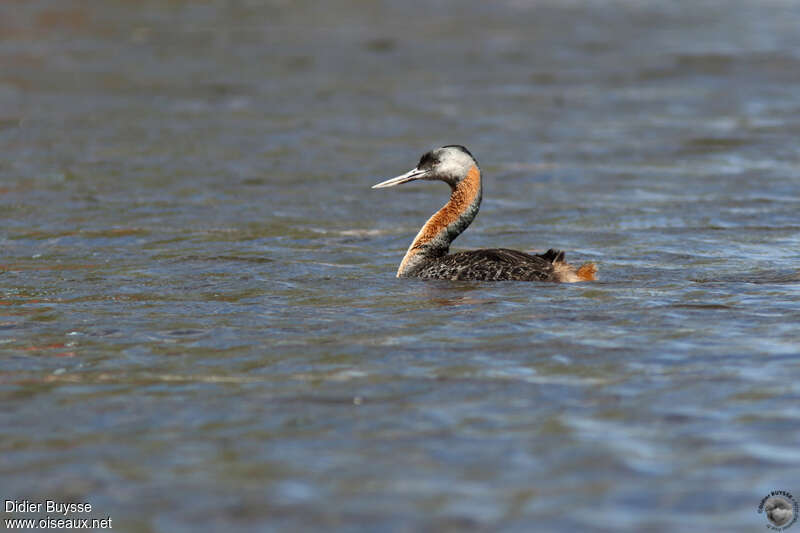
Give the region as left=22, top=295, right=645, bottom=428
left=397, top=165, right=482, bottom=277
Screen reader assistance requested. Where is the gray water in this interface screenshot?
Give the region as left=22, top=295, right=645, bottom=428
left=2, top=1, right=800, bottom=531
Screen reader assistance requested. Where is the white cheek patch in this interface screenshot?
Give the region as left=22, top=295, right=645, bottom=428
left=435, top=151, right=475, bottom=181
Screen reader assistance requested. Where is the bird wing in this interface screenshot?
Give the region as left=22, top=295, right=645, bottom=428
left=455, top=248, right=565, bottom=265
left=421, top=248, right=560, bottom=281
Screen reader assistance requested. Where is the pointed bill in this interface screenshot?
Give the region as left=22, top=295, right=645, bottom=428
left=372, top=168, right=429, bottom=189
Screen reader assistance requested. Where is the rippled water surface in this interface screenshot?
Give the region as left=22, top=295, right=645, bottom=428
left=2, top=1, right=800, bottom=531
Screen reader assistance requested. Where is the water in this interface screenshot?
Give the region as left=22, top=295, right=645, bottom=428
left=2, top=1, right=800, bottom=531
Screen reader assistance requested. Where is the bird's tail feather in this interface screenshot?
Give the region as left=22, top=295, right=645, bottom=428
left=576, top=262, right=598, bottom=281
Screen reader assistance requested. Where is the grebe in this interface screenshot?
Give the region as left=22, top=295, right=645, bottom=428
left=373, top=145, right=597, bottom=282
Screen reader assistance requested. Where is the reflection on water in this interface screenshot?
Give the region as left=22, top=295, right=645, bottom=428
left=2, top=0, right=800, bottom=531
left=693, top=270, right=800, bottom=284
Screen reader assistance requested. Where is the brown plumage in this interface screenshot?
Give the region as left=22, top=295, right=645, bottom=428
left=372, top=146, right=597, bottom=282
left=411, top=248, right=594, bottom=282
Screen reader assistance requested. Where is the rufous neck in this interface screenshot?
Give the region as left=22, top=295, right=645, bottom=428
left=396, top=165, right=482, bottom=277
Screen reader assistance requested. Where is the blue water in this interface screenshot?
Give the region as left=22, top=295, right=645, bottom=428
left=2, top=1, right=800, bottom=531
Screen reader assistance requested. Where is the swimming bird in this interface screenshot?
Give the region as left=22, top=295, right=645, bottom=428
left=373, top=145, right=597, bottom=282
